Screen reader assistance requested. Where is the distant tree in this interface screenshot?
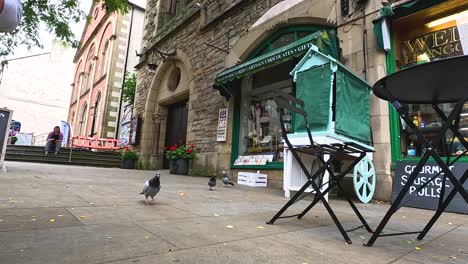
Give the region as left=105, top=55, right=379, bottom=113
left=122, top=71, right=136, bottom=104
left=0, top=0, right=130, bottom=57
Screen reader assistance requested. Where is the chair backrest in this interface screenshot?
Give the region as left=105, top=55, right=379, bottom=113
left=274, top=91, right=314, bottom=147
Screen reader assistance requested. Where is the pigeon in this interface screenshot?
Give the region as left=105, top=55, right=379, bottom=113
left=208, top=175, right=216, bottom=191
left=140, top=172, right=161, bottom=205
left=221, top=170, right=235, bottom=186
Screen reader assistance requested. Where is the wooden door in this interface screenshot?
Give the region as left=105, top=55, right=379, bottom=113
left=163, top=100, right=188, bottom=169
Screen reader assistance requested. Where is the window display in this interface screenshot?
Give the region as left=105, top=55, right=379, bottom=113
left=393, top=5, right=468, bottom=158
left=235, top=62, right=294, bottom=165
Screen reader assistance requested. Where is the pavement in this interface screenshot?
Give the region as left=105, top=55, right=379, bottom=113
left=0, top=161, right=466, bottom=264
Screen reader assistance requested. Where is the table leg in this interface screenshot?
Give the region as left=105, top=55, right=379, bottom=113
left=417, top=169, right=468, bottom=240
left=364, top=150, right=433, bottom=247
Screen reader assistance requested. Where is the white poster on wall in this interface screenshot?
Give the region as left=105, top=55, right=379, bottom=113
left=217, top=108, right=228, bottom=142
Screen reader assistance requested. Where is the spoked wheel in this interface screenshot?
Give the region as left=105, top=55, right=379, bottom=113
left=353, top=156, right=376, bottom=203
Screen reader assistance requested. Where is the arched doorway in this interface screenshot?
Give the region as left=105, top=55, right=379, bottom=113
left=163, top=99, right=188, bottom=168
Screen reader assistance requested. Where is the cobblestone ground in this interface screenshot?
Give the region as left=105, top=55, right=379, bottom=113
left=0, top=161, right=466, bottom=264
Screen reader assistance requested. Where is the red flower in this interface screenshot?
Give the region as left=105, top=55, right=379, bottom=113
left=190, top=144, right=195, bottom=148
left=173, top=144, right=178, bottom=148
left=170, top=146, right=176, bottom=151
left=186, top=149, right=191, bottom=154
left=163, top=146, right=167, bottom=150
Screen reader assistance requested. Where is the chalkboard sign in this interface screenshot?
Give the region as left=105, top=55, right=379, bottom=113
left=393, top=161, right=468, bottom=214
left=0, top=108, right=13, bottom=170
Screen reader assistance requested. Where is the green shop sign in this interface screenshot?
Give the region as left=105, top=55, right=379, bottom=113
left=215, top=33, right=320, bottom=85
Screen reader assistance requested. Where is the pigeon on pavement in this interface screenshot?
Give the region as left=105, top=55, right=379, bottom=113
left=221, top=170, right=235, bottom=186
left=208, top=175, right=216, bottom=191
left=140, top=172, right=161, bottom=205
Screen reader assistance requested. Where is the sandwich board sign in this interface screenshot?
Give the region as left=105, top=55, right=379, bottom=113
left=0, top=108, right=13, bottom=172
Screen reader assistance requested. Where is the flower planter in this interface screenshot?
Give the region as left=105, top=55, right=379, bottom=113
left=121, top=159, right=136, bottom=169
left=169, top=159, right=189, bottom=175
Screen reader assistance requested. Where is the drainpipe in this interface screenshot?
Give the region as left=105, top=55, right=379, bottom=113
left=362, top=8, right=369, bottom=81
left=115, top=4, right=135, bottom=139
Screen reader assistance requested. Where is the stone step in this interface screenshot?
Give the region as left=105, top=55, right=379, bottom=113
left=5, top=145, right=123, bottom=168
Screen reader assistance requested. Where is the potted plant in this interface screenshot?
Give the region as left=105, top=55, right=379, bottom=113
left=121, top=147, right=138, bottom=169
left=9, top=130, right=18, bottom=145
left=164, top=144, right=196, bottom=175
left=10, top=136, right=18, bottom=145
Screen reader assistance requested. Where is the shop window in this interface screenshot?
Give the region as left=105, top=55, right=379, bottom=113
left=235, top=61, right=294, bottom=165
left=392, top=3, right=468, bottom=159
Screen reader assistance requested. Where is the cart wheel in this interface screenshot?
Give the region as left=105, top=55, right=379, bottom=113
left=353, top=156, right=376, bottom=203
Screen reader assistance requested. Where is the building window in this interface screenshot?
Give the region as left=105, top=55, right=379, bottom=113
left=391, top=2, right=468, bottom=159
left=87, top=64, right=94, bottom=90
left=94, top=8, right=99, bottom=20
left=76, top=73, right=84, bottom=98
left=167, top=67, right=181, bottom=91
left=100, top=41, right=110, bottom=77
left=79, top=103, right=88, bottom=136
left=93, top=92, right=101, bottom=135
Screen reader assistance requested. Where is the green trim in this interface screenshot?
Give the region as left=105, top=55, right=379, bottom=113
left=230, top=88, right=241, bottom=167
left=232, top=162, right=284, bottom=170
left=215, top=32, right=321, bottom=85
left=386, top=33, right=401, bottom=168
left=248, top=26, right=329, bottom=59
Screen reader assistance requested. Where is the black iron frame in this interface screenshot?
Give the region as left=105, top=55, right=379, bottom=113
left=266, top=92, right=374, bottom=244
left=364, top=84, right=468, bottom=247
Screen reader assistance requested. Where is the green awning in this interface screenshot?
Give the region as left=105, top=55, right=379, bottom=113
left=213, top=30, right=338, bottom=99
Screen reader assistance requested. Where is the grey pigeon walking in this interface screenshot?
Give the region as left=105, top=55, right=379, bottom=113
left=221, top=170, right=235, bottom=186
left=140, top=172, right=161, bottom=205
left=208, top=175, right=216, bottom=191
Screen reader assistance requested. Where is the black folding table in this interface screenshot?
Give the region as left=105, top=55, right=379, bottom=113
left=365, top=55, right=468, bottom=246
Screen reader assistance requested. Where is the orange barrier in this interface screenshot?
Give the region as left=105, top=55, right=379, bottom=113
left=71, top=136, right=122, bottom=151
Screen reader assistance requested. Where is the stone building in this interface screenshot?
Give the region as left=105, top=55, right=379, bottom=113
left=134, top=0, right=468, bottom=201
left=67, top=0, right=146, bottom=141
left=0, top=40, right=75, bottom=138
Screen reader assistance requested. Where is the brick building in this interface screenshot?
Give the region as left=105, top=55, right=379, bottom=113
left=133, top=0, right=468, bottom=201
left=68, top=0, right=146, bottom=141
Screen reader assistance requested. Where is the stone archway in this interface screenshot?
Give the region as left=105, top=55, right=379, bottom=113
left=225, top=0, right=336, bottom=67
left=139, top=49, right=195, bottom=170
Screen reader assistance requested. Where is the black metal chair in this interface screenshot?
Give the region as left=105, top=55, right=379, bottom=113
left=266, top=92, right=373, bottom=244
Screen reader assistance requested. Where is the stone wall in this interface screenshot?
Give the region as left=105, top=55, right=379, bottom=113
left=135, top=0, right=285, bottom=173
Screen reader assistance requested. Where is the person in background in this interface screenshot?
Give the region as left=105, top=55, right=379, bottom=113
left=45, top=126, right=63, bottom=155
left=0, top=0, right=22, bottom=32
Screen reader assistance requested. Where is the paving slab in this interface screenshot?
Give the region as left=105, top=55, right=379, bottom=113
left=67, top=204, right=196, bottom=224
left=135, top=212, right=316, bottom=249
left=266, top=221, right=430, bottom=264
left=403, top=225, right=468, bottom=264
left=0, top=207, right=82, bottom=231
left=0, top=223, right=175, bottom=264
left=109, top=237, right=346, bottom=264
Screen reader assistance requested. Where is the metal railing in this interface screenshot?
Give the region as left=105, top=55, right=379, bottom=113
left=32, top=132, right=50, bottom=146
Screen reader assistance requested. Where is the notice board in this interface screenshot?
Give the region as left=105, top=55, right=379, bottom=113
left=0, top=108, right=13, bottom=170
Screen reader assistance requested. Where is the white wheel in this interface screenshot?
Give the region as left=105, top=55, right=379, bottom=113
left=353, top=156, right=376, bottom=203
